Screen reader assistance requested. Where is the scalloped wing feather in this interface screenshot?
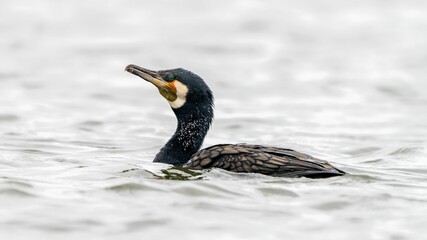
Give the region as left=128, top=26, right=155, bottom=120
left=184, top=144, right=345, bottom=178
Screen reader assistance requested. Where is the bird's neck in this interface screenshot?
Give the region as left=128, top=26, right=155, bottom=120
left=154, top=106, right=213, bottom=165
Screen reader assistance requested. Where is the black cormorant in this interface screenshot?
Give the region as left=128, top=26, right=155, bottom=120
left=125, top=64, right=346, bottom=178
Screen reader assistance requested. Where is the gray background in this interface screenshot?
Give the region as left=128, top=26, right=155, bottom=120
left=1, top=1, right=426, bottom=239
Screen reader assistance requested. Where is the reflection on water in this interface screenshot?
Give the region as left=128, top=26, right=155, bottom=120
left=124, top=166, right=205, bottom=181
left=1, top=0, right=427, bottom=239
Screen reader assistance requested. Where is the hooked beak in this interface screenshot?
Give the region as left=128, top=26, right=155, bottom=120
left=125, top=64, right=177, bottom=102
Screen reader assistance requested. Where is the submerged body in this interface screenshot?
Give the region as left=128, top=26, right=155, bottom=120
left=125, top=64, right=345, bottom=178
left=186, top=144, right=344, bottom=178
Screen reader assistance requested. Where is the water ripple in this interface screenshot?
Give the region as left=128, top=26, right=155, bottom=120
left=0, top=114, right=20, bottom=122
left=106, top=182, right=164, bottom=193
left=0, top=188, right=35, bottom=197
left=256, top=187, right=299, bottom=197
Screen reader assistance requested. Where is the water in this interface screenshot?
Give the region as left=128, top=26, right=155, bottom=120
left=1, top=0, right=427, bottom=239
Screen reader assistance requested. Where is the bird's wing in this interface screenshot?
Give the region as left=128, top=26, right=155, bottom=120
left=185, top=144, right=345, bottom=178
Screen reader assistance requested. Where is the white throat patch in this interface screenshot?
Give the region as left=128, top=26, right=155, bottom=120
left=169, top=81, right=188, bottom=109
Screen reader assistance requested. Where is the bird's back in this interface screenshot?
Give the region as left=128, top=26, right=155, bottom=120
left=184, top=144, right=346, bottom=178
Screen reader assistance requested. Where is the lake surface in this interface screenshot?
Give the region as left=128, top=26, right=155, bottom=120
left=1, top=1, right=427, bottom=239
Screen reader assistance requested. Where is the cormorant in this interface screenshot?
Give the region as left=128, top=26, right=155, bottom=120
left=125, top=64, right=346, bottom=178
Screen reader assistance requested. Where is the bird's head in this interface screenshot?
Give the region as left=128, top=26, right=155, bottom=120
left=125, top=64, right=214, bottom=117
left=126, top=64, right=214, bottom=164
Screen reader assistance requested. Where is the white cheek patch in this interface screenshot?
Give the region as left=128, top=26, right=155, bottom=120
left=168, top=81, right=188, bottom=109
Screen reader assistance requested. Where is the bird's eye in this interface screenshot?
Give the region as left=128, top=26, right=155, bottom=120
left=166, top=73, right=175, bottom=82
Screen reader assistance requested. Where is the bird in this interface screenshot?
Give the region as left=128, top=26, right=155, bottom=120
left=125, top=64, right=346, bottom=178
